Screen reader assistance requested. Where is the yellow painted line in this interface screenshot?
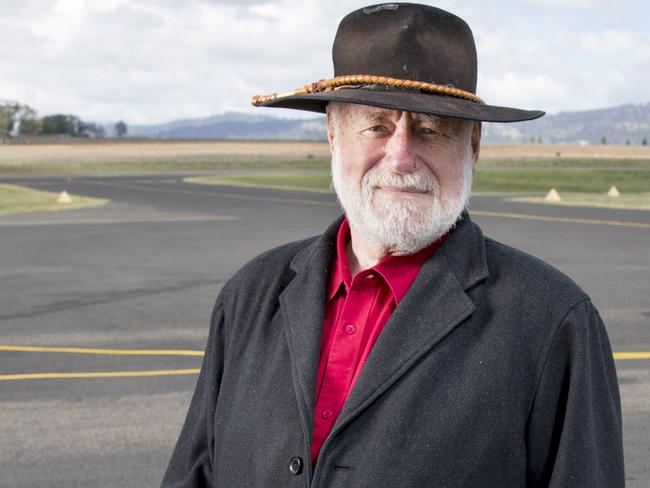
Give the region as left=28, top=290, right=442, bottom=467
left=0, top=369, right=200, bottom=381
left=613, top=352, right=650, bottom=360
left=1, top=345, right=647, bottom=360
left=0, top=215, right=237, bottom=227
left=83, top=179, right=337, bottom=207
left=134, top=179, right=179, bottom=184
left=51, top=179, right=650, bottom=227
left=0, top=345, right=204, bottom=357
left=471, top=210, right=650, bottom=229
left=123, top=180, right=650, bottom=227
left=0, top=348, right=645, bottom=382
left=183, top=177, right=332, bottom=194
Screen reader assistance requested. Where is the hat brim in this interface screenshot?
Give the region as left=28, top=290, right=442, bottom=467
left=258, top=87, right=544, bottom=123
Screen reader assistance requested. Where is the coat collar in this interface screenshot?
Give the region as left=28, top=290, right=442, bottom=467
left=439, top=212, right=489, bottom=291
left=289, top=216, right=343, bottom=273
left=331, top=214, right=489, bottom=439
left=289, top=213, right=489, bottom=291
left=280, top=213, right=489, bottom=464
left=279, top=217, right=342, bottom=451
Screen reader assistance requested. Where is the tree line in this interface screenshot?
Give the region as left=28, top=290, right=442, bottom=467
left=0, top=101, right=127, bottom=139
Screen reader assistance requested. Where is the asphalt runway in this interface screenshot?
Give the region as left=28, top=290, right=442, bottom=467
left=1, top=173, right=648, bottom=487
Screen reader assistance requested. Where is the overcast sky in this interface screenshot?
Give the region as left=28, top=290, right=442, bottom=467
left=1, top=0, right=648, bottom=125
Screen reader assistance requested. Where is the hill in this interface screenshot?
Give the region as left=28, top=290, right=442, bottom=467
left=128, top=112, right=326, bottom=140
left=128, top=102, right=650, bottom=145
left=483, top=102, right=650, bottom=145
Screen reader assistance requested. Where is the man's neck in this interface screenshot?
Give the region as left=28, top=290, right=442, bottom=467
left=346, top=226, right=391, bottom=276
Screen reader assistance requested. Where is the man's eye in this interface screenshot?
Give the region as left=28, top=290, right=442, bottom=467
left=420, top=127, right=440, bottom=136
left=367, top=125, right=388, bottom=133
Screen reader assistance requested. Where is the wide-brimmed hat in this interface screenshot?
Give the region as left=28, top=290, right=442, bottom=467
left=252, top=3, right=544, bottom=123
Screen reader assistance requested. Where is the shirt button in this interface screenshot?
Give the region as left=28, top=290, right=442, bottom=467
left=289, top=456, right=303, bottom=475
left=366, top=273, right=375, bottom=279
left=321, top=409, right=332, bottom=419
left=345, top=324, right=357, bottom=335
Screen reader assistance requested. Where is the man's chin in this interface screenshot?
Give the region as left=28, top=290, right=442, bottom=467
left=370, top=198, right=432, bottom=222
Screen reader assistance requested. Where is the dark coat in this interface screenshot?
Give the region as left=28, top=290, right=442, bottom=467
left=162, top=215, right=624, bottom=487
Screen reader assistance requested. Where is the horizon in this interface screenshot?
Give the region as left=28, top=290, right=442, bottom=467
left=127, top=101, right=650, bottom=129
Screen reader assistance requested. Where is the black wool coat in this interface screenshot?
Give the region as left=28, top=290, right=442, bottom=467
left=162, top=215, right=624, bottom=488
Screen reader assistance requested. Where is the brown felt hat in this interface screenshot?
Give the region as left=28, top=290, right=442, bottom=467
left=252, top=3, right=544, bottom=123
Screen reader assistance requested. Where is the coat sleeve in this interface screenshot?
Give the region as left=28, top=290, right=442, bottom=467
left=525, top=299, right=625, bottom=487
left=160, top=292, right=227, bottom=488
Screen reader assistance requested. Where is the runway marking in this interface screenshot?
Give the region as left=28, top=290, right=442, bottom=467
left=0, top=215, right=237, bottom=227
left=0, top=346, right=647, bottom=381
left=11, top=178, right=649, bottom=228
left=1, top=353, right=648, bottom=381
left=471, top=210, right=650, bottom=229
left=81, top=179, right=649, bottom=227
left=2, top=345, right=649, bottom=360
left=0, top=345, right=204, bottom=381
left=0, top=369, right=200, bottom=381
left=0, top=345, right=204, bottom=356
left=78, top=178, right=337, bottom=207
left=613, top=352, right=650, bottom=360
left=133, top=179, right=179, bottom=184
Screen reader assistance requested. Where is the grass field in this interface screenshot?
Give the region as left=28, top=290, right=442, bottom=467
left=509, top=193, right=650, bottom=210
left=0, top=183, right=109, bottom=215
left=186, top=168, right=650, bottom=194
left=1, top=140, right=649, bottom=210
left=0, top=140, right=331, bottom=174
left=2, top=140, right=650, bottom=174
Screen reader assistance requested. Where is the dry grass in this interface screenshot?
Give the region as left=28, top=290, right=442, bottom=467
left=479, top=143, right=650, bottom=160
left=1, top=140, right=650, bottom=174
left=3, top=140, right=650, bottom=166
left=0, top=140, right=331, bottom=166
left=508, top=193, right=650, bottom=211
left=0, top=183, right=109, bottom=215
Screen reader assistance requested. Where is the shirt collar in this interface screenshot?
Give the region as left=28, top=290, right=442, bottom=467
left=327, top=218, right=353, bottom=300
left=328, top=218, right=449, bottom=303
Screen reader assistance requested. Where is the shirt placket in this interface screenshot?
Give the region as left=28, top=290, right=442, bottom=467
left=311, top=272, right=378, bottom=456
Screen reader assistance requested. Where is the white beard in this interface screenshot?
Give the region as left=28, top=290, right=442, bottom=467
left=330, top=142, right=474, bottom=255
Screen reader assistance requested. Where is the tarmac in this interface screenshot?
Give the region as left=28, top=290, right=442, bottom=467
left=0, top=173, right=648, bottom=487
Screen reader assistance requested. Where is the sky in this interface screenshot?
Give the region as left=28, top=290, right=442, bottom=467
left=1, top=0, right=649, bottom=125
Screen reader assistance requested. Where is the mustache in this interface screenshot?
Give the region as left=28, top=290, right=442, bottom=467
left=363, top=169, right=438, bottom=193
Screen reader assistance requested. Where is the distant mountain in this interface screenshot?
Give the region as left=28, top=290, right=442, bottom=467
left=128, top=103, right=650, bottom=145
left=129, top=112, right=327, bottom=140
left=483, top=102, right=650, bottom=145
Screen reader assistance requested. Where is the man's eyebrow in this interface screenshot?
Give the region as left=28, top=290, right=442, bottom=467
left=365, top=111, right=391, bottom=121
left=420, top=113, right=445, bottom=124
left=420, top=113, right=463, bottom=132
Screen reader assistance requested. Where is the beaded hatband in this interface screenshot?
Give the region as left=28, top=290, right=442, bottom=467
left=252, top=74, right=485, bottom=107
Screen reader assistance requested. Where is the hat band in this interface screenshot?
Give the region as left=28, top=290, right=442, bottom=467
left=252, top=74, right=484, bottom=107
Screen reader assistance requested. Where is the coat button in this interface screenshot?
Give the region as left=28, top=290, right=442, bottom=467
left=289, top=456, right=303, bottom=475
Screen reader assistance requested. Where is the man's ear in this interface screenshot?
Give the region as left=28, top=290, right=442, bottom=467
left=326, top=106, right=336, bottom=147
left=470, top=121, right=481, bottom=171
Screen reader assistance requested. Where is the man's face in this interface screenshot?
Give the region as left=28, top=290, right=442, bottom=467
left=327, top=102, right=480, bottom=254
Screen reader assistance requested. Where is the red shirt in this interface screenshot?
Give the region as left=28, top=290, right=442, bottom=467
left=310, top=219, right=447, bottom=464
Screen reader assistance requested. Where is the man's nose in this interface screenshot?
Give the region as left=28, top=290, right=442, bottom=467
left=384, top=124, right=418, bottom=174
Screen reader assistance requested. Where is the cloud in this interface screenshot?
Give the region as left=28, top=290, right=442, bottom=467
left=0, top=0, right=648, bottom=124
left=519, top=0, right=609, bottom=6
left=580, top=29, right=647, bottom=58
left=480, top=72, right=569, bottom=112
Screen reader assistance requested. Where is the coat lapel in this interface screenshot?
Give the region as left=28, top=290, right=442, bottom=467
left=331, top=216, right=489, bottom=435
left=278, top=219, right=341, bottom=443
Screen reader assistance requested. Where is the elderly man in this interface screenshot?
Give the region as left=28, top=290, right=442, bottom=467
left=162, top=4, right=624, bottom=487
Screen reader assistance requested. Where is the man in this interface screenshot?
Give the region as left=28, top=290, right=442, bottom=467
left=162, top=4, right=624, bottom=487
